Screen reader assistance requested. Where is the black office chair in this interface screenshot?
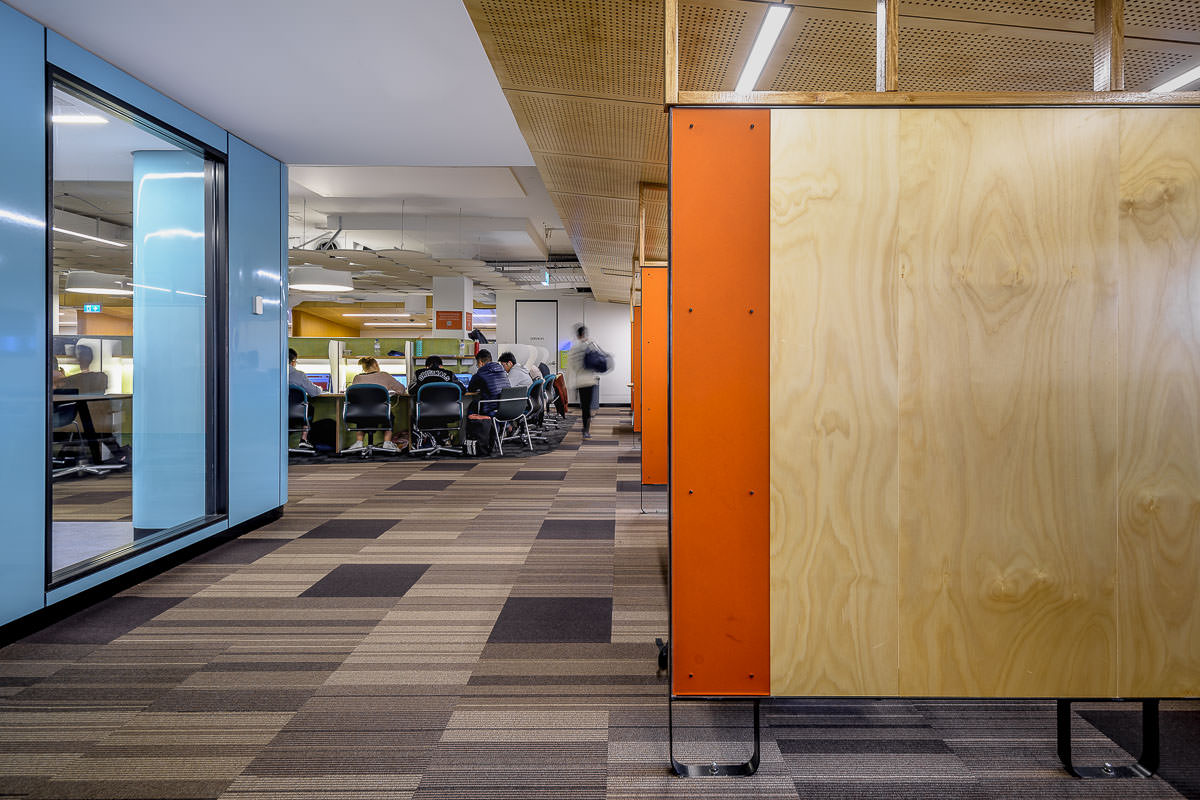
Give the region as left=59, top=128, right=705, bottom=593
left=411, top=381, right=464, bottom=457
left=525, top=378, right=549, bottom=445
left=51, top=396, right=85, bottom=479
left=478, top=385, right=533, bottom=455
left=287, top=386, right=315, bottom=455
left=343, top=384, right=393, bottom=458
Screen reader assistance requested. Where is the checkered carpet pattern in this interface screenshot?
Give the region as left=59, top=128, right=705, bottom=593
left=1, top=409, right=1197, bottom=799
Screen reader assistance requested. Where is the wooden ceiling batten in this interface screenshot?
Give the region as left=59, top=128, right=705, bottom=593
left=1094, top=0, right=1125, bottom=91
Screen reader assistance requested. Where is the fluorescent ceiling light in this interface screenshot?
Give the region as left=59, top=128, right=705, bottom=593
left=65, top=271, right=132, bottom=296
left=342, top=313, right=410, bottom=318
left=52, top=114, right=108, bottom=125
left=735, top=4, right=791, bottom=94
left=1152, top=64, right=1200, bottom=93
left=361, top=321, right=428, bottom=327
left=53, top=226, right=127, bottom=248
left=290, top=265, right=354, bottom=292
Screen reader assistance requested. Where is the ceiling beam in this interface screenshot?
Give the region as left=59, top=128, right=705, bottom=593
left=1094, top=0, right=1126, bottom=91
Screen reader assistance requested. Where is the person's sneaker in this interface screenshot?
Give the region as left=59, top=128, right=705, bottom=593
left=295, top=440, right=315, bottom=452
left=345, top=440, right=365, bottom=451
left=379, top=441, right=400, bottom=452
left=582, top=431, right=592, bottom=439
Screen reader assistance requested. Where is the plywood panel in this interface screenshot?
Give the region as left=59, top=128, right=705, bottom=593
left=641, top=268, right=668, bottom=484
left=1116, top=109, right=1200, bottom=697
left=769, top=109, right=900, bottom=697
left=897, top=109, right=1120, bottom=697
left=671, top=108, right=770, bottom=696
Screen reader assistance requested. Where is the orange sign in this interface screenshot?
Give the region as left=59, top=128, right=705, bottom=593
left=435, top=310, right=463, bottom=330
left=465, top=312, right=472, bottom=330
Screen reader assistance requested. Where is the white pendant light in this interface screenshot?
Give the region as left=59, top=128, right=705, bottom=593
left=65, top=270, right=132, bottom=296
left=289, top=265, right=354, bottom=292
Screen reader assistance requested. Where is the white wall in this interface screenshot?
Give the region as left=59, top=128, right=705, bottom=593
left=492, top=290, right=632, bottom=404
left=583, top=299, right=631, bottom=404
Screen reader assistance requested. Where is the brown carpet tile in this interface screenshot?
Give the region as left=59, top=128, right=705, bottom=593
left=2, top=408, right=1197, bottom=799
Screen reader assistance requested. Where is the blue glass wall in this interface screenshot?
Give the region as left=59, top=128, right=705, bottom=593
left=228, top=136, right=286, bottom=526
left=0, top=3, right=49, bottom=624
left=0, top=4, right=288, bottom=624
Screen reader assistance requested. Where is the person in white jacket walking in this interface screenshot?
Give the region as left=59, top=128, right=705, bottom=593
left=568, top=324, right=601, bottom=439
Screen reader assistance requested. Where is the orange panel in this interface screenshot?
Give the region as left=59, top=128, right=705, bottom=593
left=632, top=307, right=642, bottom=433
left=670, top=108, right=770, bottom=696
left=641, top=270, right=669, bottom=484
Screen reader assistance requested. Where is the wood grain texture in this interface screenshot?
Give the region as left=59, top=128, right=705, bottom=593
left=1094, top=0, right=1125, bottom=92
left=897, top=109, right=1120, bottom=697
left=1116, top=110, right=1200, bottom=698
left=770, top=109, right=900, bottom=696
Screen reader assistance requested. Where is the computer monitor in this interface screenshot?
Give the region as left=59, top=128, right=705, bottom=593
left=308, top=373, right=331, bottom=392
left=455, top=373, right=471, bottom=387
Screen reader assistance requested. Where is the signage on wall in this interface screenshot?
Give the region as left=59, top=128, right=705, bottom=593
left=435, top=310, right=463, bottom=330
left=83, top=304, right=102, bottom=313
left=465, top=312, right=472, bottom=330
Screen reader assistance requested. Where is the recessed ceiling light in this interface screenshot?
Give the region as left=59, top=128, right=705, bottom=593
left=52, top=114, right=108, bottom=125
left=734, top=4, right=791, bottom=94
left=53, top=227, right=127, bottom=248
left=1152, top=63, right=1200, bottom=92
left=361, top=321, right=428, bottom=327
left=342, top=313, right=410, bottom=318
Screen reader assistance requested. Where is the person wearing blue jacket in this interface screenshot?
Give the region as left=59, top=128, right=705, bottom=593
left=465, top=349, right=510, bottom=415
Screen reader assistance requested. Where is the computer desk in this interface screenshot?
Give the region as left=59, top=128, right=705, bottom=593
left=306, top=393, right=413, bottom=453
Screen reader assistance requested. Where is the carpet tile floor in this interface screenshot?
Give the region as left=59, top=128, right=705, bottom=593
left=1, top=409, right=1197, bottom=799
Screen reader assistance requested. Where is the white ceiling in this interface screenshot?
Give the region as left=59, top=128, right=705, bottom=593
left=7, top=0, right=535, bottom=167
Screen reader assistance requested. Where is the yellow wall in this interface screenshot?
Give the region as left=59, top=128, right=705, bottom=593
left=292, top=309, right=359, bottom=338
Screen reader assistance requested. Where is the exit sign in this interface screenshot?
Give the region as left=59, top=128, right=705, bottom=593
left=83, top=304, right=102, bottom=313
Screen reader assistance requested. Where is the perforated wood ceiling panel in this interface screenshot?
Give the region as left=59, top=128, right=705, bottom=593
left=466, top=0, right=1200, bottom=300
left=680, top=2, right=752, bottom=91
left=767, top=16, right=875, bottom=92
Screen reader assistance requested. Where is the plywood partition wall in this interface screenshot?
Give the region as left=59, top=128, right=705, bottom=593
left=641, top=268, right=668, bottom=485
left=672, top=105, right=1200, bottom=700
left=769, top=110, right=900, bottom=697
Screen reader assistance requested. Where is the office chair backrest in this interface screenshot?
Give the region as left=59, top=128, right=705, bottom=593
left=527, top=378, right=544, bottom=417
left=416, top=381, right=463, bottom=425
left=344, top=383, right=391, bottom=428
left=493, top=386, right=531, bottom=422
left=287, top=386, right=309, bottom=428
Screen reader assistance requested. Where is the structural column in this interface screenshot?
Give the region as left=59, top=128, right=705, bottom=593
left=432, top=275, right=473, bottom=337
left=132, top=149, right=207, bottom=535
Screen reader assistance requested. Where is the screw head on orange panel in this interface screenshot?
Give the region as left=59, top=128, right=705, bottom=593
left=750, top=123, right=756, bottom=129
left=749, top=490, right=755, bottom=495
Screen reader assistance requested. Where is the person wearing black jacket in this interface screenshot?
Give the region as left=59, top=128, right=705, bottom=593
left=410, top=355, right=459, bottom=396
left=465, top=349, right=509, bottom=415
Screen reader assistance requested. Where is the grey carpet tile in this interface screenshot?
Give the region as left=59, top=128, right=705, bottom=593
left=3, top=417, right=1198, bottom=800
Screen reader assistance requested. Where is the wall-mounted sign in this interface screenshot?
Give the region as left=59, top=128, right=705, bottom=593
left=465, top=312, right=472, bottom=330
left=435, top=310, right=463, bottom=330
left=83, top=304, right=102, bottom=313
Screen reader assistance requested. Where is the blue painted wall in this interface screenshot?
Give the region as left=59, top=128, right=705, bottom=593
left=228, top=136, right=286, bottom=526
left=0, top=4, right=49, bottom=625
left=0, top=5, right=288, bottom=624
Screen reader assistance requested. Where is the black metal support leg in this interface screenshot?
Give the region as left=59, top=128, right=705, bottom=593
left=669, top=695, right=761, bottom=777
left=1057, top=698, right=1159, bottom=779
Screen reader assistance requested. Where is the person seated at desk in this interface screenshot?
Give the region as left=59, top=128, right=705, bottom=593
left=59, top=344, right=108, bottom=395
left=51, top=356, right=66, bottom=389
left=498, top=351, right=533, bottom=388
left=288, top=347, right=322, bottom=452
left=410, top=355, right=458, bottom=395
left=346, top=356, right=406, bottom=453
left=465, top=349, right=509, bottom=416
